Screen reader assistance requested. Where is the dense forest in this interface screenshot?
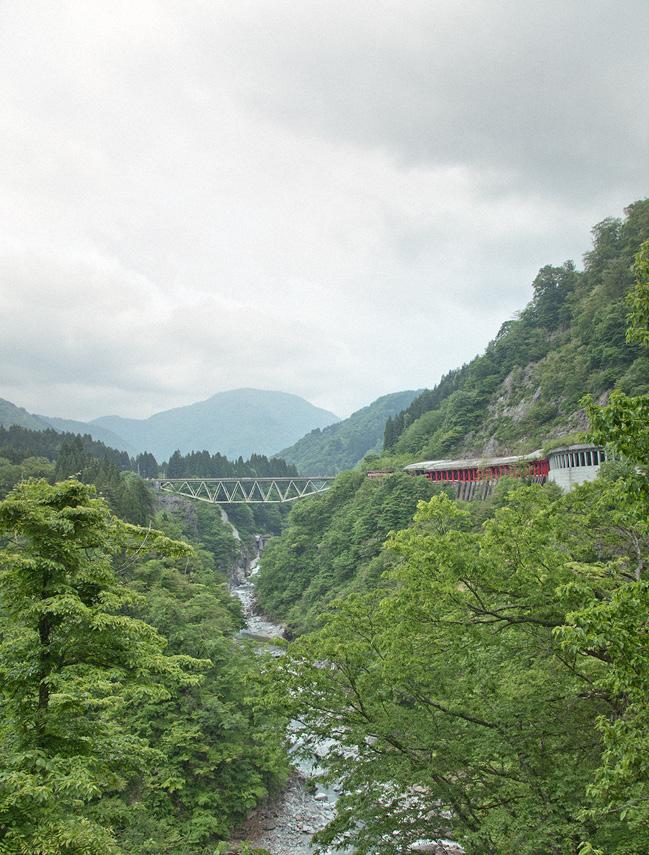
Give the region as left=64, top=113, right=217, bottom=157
left=0, top=445, right=290, bottom=852
left=0, top=426, right=297, bottom=537
left=165, top=448, right=298, bottom=479
left=253, top=209, right=649, bottom=852
left=257, top=201, right=649, bottom=630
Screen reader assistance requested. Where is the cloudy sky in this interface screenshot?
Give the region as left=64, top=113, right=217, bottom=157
left=1, top=0, right=647, bottom=421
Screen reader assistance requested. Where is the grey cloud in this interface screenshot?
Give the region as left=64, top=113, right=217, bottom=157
left=0, top=1, right=647, bottom=422
left=202, top=0, right=648, bottom=202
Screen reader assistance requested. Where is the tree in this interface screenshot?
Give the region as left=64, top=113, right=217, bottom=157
left=627, top=240, right=649, bottom=347
left=275, top=483, right=649, bottom=853
left=0, top=479, right=200, bottom=853
left=585, top=239, right=649, bottom=467
left=568, top=238, right=649, bottom=853
left=135, top=452, right=158, bottom=479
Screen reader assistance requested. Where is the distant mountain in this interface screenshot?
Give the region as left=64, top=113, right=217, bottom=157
left=40, top=416, right=135, bottom=454
left=92, top=388, right=339, bottom=461
left=0, top=398, right=51, bottom=431
left=279, top=390, right=422, bottom=474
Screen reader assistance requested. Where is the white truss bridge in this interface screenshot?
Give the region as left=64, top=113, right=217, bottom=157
left=152, top=476, right=335, bottom=504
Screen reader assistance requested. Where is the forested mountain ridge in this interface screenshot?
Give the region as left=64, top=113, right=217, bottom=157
left=0, top=390, right=339, bottom=463
left=256, top=199, right=649, bottom=637
left=279, top=389, right=422, bottom=474
left=384, top=199, right=649, bottom=464
left=42, top=414, right=135, bottom=453
left=0, top=398, right=136, bottom=453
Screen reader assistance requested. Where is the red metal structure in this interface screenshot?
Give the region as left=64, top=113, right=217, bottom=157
left=424, top=458, right=549, bottom=483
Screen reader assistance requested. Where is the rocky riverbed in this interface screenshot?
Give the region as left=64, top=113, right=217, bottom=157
left=230, top=770, right=338, bottom=855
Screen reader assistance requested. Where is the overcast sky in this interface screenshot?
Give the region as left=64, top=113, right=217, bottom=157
left=1, top=0, right=648, bottom=421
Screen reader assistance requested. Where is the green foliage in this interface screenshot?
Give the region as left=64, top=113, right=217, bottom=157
left=0, top=479, right=289, bottom=853
left=261, top=237, right=649, bottom=853
left=585, top=239, right=649, bottom=470
left=586, top=389, right=649, bottom=467
left=0, top=424, right=132, bottom=470
left=627, top=240, right=649, bottom=347
left=255, top=471, right=442, bottom=634
left=560, top=239, right=649, bottom=848
left=273, top=476, right=649, bottom=854
left=0, top=455, right=54, bottom=498
left=53, top=437, right=154, bottom=525
left=0, top=479, right=196, bottom=853
left=165, top=449, right=297, bottom=479
left=107, top=535, right=289, bottom=852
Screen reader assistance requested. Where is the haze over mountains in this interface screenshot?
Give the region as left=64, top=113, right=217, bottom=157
left=0, top=398, right=134, bottom=453
left=1, top=390, right=339, bottom=462
left=92, top=389, right=338, bottom=460
left=1, top=389, right=430, bottom=474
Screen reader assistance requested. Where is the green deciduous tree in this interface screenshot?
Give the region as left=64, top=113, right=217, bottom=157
left=585, top=239, right=649, bottom=467
left=0, top=479, right=199, bottom=854
left=275, top=480, right=649, bottom=854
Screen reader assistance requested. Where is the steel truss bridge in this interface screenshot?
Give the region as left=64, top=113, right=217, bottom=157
left=152, top=476, right=335, bottom=504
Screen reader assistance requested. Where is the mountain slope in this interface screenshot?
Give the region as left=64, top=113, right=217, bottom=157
left=279, top=390, right=422, bottom=474
left=384, top=199, right=649, bottom=464
left=39, top=415, right=135, bottom=454
left=0, top=399, right=136, bottom=453
left=0, top=399, right=51, bottom=431
left=92, top=388, right=338, bottom=461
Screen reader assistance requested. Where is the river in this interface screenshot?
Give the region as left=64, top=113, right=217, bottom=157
left=229, top=556, right=341, bottom=855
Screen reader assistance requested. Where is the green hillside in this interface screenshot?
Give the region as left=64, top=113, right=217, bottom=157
left=384, top=199, right=649, bottom=464
left=0, top=399, right=136, bottom=452
left=254, top=203, right=649, bottom=853
left=0, top=398, right=50, bottom=431
left=257, top=199, right=649, bottom=634
left=279, top=389, right=421, bottom=474
left=42, top=414, right=136, bottom=453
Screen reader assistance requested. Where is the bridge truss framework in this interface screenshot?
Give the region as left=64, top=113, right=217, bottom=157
left=153, top=476, right=335, bottom=504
